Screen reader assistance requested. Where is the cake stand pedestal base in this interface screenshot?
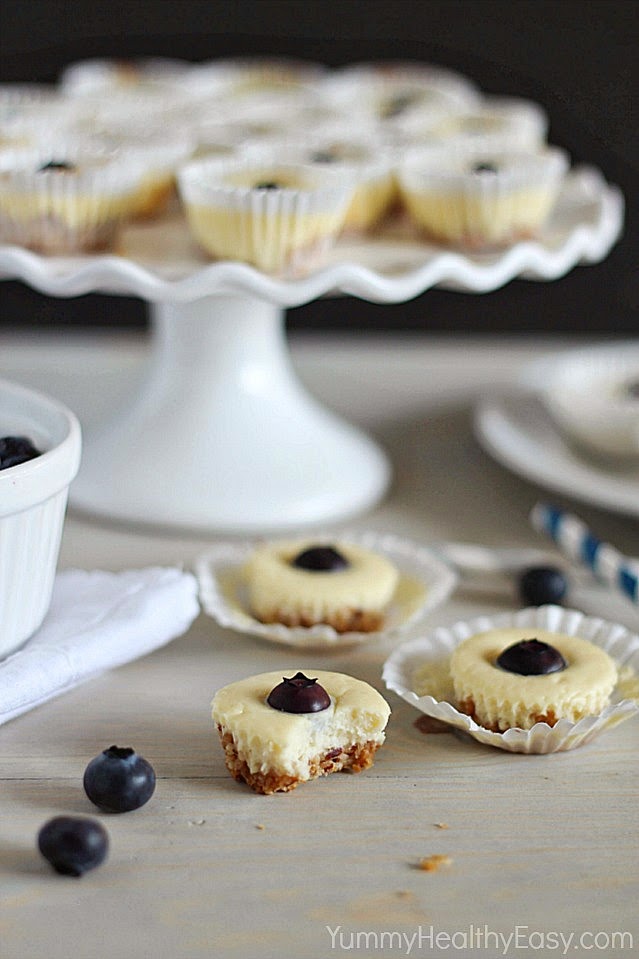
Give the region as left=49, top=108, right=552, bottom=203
left=69, top=294, right=391, bottom=533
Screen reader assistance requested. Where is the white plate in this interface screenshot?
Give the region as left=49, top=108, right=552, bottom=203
left=195, top=531, right=457, bottom=648
left=382, top=604, right=639, bottom=753
left=0, top=166, right=623, bottom=305
left=474, top=388, right=639, bottom=519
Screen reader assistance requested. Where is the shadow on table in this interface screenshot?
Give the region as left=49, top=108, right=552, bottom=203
left=375, top=402, right=541, bottom=543
left=0, top=839, right=45, bottom=877
left=377, top=398, right=639, bottom=557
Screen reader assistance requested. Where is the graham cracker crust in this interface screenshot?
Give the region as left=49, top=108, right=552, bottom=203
left=217, top=727, right=381, bottom=795
left=457, top=696, right=558, bottom=731
left=255, top=607, right=384, bottom=633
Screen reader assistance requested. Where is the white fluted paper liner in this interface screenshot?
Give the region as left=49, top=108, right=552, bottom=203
left=318, top=68, right=479, bottom=126
left=177, top=156, right=356, bottom=275
left=382, top=604, right=639, bottom=753
left=245, top=135, right=397, bottom=233
left=40, top=127, right=196, bottom=221
left=0, top=567, right=200, bottom=725
left=398, top=96, right=548, bottom=151
left=186, top=57, right=327, bottom=98
left=98, top=133, right=195, bottom=220
left=0, top=144, right=144, bottom=253
left=0, top=83, right=62, bottom=112
left=195, top=531, right=457, bottom=649
left=60, top=57, right=193, bottom=97
left=397, top=145, right=568, bottom=249
left=0, top=101, right=80, bottom=148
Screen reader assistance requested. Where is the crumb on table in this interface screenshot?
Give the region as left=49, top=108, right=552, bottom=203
left=417, top=854, right=453, bottom=872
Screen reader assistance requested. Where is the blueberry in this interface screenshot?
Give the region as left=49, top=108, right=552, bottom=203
left=292, top=545, right=349, bottom=572
left=38, top=816, right=108, bottom=877
left=381, top=92, right=417, bottom=118
left=267, top=672, right=331, bottom=713
left=496, top=638, right=567, bottom=676
left=310, top=150, right=337, bottom=164
left=0, top=435, right=42, bottom=471
left=518, top=566, right=568, bottom=606
left=38, top=160, right=76, bottom=173
left=472, top=162, right=498, bottom=175
left=83, top=745, right=156, bottom=813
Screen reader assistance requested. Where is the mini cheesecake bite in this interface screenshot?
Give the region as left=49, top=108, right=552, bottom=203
left=243, top=539, right=400, bottom=632
left=249, top=134, right=397, bottom=233
left=397, top=145, right=568, bottom=250
left=212, top=669, right=390, bottom=794
left=450, top=627, right=617, bottom=731
left=0, top=145, right=142, bottom=253
left=177, top=157, right=354, bottom=274
left=421, top=97, right=548, bottom=152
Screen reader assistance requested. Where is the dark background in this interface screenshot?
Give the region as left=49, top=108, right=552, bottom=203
left=0, top=0, right=636, bottom=334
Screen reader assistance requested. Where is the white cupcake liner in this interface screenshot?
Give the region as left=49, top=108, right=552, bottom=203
left=69, top=88, right=194, bottom=132
left=190, top=104, right=302, bottom=148
left=0, top=145, right=144, bottom=253
left=177, top=157, right=356, bottom=275
left=398, top=144, right=568, bottom=191
left=383, top=605, right=639, bottom=753
left=245, top=133, right=395, bottom=183
left=331, top=61, right=480, bottom=105
left=242, top=136, right=397, bottom=233
left=189, top=117, right=277, bottom=158
left=184, top=72, right=325, bottom=128
left=397, top=145, right=568, bottom=249
left=189, top=83, right=333, bottom=145
left=398, top=96, right=548, bottom=151
left=0, top=83, right=61, bottom=113
left=0, top=102, right=79, bottom=146
left=186, top=57, right=327, bottom=98
left=85, top=133, right=196, bottom=219
left=319, top=66, right=479, bottom=126
left=195, top=530, right=457, bottom=649
left=60, top=58, right=192, bottom=97
left=322, top=77, right=461, bottom=129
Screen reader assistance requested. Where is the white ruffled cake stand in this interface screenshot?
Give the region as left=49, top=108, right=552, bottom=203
left=0, top=165, right=623, bottom=532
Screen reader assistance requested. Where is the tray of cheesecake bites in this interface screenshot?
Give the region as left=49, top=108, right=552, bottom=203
left=0, top=57, right=623, bottom=298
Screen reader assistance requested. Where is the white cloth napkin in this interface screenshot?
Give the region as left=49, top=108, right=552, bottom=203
left=0, top=567, right=200, bottom=725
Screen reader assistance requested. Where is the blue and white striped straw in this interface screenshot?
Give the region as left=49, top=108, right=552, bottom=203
left=530, top=502, right=639, bottom=605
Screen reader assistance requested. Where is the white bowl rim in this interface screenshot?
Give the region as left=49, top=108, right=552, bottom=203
left=0, top=376, right=81, bottom=516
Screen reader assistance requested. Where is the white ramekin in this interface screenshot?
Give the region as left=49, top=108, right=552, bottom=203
left=529, top=343, right=639, bottom=459
left=0, top=378, right=81, bottom=659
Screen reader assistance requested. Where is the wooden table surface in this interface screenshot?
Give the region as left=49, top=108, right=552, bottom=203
left=1, top=331, right=637, bottom=959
